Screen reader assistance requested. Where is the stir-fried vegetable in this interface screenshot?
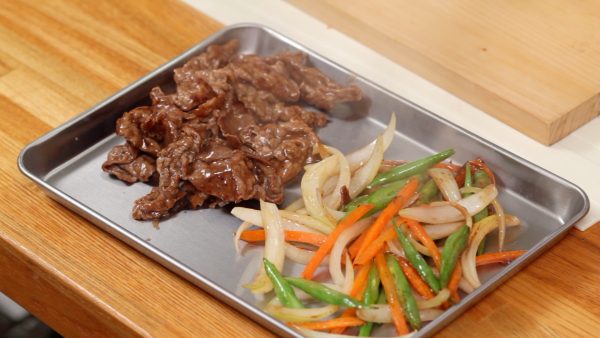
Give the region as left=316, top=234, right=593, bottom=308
left=368, top=149, right=455, bottom=188
left=264, top=258, right=304, bottom=309
left=395, top=223, right=441, bottom=293
left=230, top=121, right=526, bottom=336
left=439, top=225, right=469, bottom=288
left=286, top=277, right=363, bottom=308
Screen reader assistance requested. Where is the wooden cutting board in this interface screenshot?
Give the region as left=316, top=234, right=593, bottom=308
left=289, top=0, right=600, bottom=145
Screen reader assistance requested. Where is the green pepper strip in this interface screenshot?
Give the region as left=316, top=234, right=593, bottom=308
left=473, top=169, right=492, bottom=255
left=263, top=259, right=303, bottom=308
left=386, top=254, right=421, bottom=330
left=417, top=178, right=439, bottom=204
left=358, top=265, right=380, bottom=337
left=285, top=277, right=362, bottom=308
left=345, top=176, right=420, bottom=214
left=439, top=225, right=469, bottom=288
left=394, top=221, right=441, bottom=293
left=368, top=149, right=455, bottom=189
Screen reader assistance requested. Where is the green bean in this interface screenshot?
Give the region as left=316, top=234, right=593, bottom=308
left=394, top=222, right=441, bottom=293
left=263, top=259, right=303, bottom=308
left=439, top=225, right=469, bottom=287
left=377, top=288, right=387, bottom=304
left=285, top=277, right=362, bottom=308
left=464, top=164, right=473, bottom=188
left=368, top=149, right=455, bottom=188
left=345, top=178, right=409, bottom=213
left=386, top=254, right=421, bottom=330
left=358, top=265, right=380, bottom=337
left=417, top=178, right=439, bottom=204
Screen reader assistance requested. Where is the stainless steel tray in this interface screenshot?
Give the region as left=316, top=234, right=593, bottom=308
left=18, top=24, right=589, bottom=337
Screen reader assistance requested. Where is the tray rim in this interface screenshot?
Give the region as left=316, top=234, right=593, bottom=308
left=17, top=22, right=590, bottom=338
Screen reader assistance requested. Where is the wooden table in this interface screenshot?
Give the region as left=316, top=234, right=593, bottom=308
left=0, top=0, right=598, bottom=337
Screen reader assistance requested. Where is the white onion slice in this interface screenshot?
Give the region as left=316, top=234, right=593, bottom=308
left=302, top=155, right=339, bottom=225
left=245, top=201, right=285, bottom=294
left=461, top=215, right=502, bottom=288
left=345, top=114, right=396, bottom=172
left=423, top=222, right=464, bottom=240
left=232, top=207, right=331, bottom=234
left=265, top=302, right=338, bottom=322
left=458, top=278, right=475, bottom=294
left=323, top=146, right=351, bottom=210
left=234, top=221, right=254, bottom=255
left=491, top=199, right=506, bottom=251
left=285, top=197, right=305, bottom=211
left=357, top=304, right=443, bottom=323
left=387, top=239, right=405, bottom=257
left=349, top=135, right=384, bottom=198
left=428, top=168, right=461, bottom=202
left=399, top=184, right=498, bottom=223
left=416, top=289, right=450, bottom=309
left=342, top=254, right=354, bottom=294
left=329, top=217, right=372, bottom=286
left=284, top=244, right=329, bottom=266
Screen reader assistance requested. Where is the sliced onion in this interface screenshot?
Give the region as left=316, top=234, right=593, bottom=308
left=325, top=206, right=346, bottom=221
left=298, top=328, right=414, bottom=338
left=459, top=278, right=475, bottom=294
left=329, top=217, right=372, bottom=286
left=423, top=222, right=463, bottom=240
left=491, top=199, right=506, bottom=251
left=349, top=135, right=384, bottom=198
left=386, top=239, right=405, bottom=257
left=302, top=155, right=339, bottom=226
left=416, top=289, right=450, bottom=309
left=234, top=221, right=254, bottom=255
left=505, top=214, right=520, bottom=226
left=357, top=304, right=443, bottom=324
left=342, top=253, right=354, bottom=294
left=265, top=302, right=338, bottom=322
left=461, top=215, right=501, bottom=288
left=450, top=202, right=473, bottom=229
left=232, top=207, right=330, bottom=234
left=428, top=168, right=461, bottom=202
left=399, top=184, right=498, bottom=223
left=323, top=146, right=351, bottom=210
left=345, top=114, right=396, bottom=172
left=284, top=244, right=329, bottom=266
left=244, top=201, right=285, bottom=294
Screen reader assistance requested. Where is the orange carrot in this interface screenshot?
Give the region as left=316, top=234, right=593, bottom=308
left=330, top=262, right=373, bottom=334
left=354, top=177, right=419, bottom=264
left=433, top=162, right=461, bottom=173
left=476, top=250, right=526, bottom=266
left=401, top=217, right=442, bottom=269
left=290, top=317, right=365, bottom=331
left=375, top=251, right=409, bottom=335
left=302, top=204, right=374, bottom=280
left=349, top=230, right=368, bottom=259
left=396, top=256, right=435, bottom=300
left=448, top=262, right=462, bottom=303
left=354, top=227, right=397, bottom=265
left=240, top=230, right=327, bottom=247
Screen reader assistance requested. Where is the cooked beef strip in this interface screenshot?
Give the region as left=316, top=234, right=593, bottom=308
left=102, top=39, right=362, bottom=220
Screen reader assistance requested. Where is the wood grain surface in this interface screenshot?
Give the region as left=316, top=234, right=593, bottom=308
left=0, top=0, right=598, bottom=337
left=289, top=0, right=600, bottom=145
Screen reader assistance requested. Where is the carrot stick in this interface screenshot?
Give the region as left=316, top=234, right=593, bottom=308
left=396, top=256, right=435, bottom=300
left=354, top=227, right=396, bottom=265
left=349, top=230, right=368, bottom=259
left=476, top=250, right=526, bottom=266
left=240, top=230, right=327, bottom=247
left=433, top=162, right=461, bottom=173
left=375, top=251, right=409, bottom=335
left=401, top=217, right=442, bottom=269
left=448, top=262, right=462, bottom=303
left=354, top=177, right=419, bottom=264
left=330, top=262, right=373, bottom=334
left=302, top=204, right=374, bottom=280
left=290, top=317, right=365, bottom=331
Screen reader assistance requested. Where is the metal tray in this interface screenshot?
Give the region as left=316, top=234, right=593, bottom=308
left=18, top=24, right=589, bottom=337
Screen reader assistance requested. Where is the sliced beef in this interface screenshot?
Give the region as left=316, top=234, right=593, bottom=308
left=102, top=39, right=363, bottom=221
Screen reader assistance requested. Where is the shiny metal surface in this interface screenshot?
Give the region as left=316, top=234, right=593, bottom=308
left=18, top=24, right=589, bottom=337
